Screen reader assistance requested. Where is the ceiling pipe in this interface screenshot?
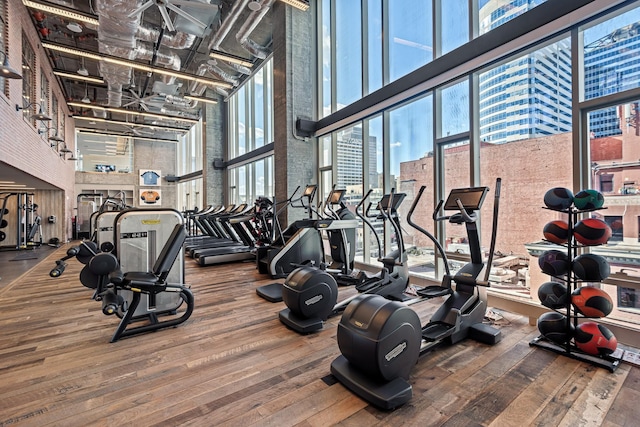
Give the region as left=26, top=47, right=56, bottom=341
left=95, top=0, right=141, bottom=107
left=133, top=44, right=182, bottom=85
left=136, top=25, right=196, bottom=50
left=188, top=0, right=251, bottom=97
left=227, top=62, right=252, bottom=76
left=235, top=0, right=274, bottom=60
left=208, top=0, right=252, bottom=51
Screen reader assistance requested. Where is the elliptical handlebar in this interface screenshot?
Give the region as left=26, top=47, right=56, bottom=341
left=478, top=177, right=502, bottom=286
left=380, top=188, right=405, bottom=265
left=355, top=189, right=382, bottom=259
left=406, top=185, right=451, bottom=277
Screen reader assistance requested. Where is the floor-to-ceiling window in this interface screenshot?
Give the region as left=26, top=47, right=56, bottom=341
left=176, top=121, right=203, bottom=212
left=227, top=59, right=275, bottom=205
left=580, top=5, right=640, bottom=323
left=315, top=0, right=640, bottom=344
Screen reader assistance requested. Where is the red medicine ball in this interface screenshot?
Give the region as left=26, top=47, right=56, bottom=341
left=571, top=286, right=613, bottom=317
left=543, top=220, right=569, bottom=244
left=574, top=322, right=617, bottom=356
left=574, top=218, right=612, bottom=246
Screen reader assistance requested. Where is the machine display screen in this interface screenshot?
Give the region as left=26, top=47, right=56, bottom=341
left=303, top=185, right=317, bottom=197
left=379, top=193, right=406, bottom=210
left=443, top=187, right=489, bottom=211
left=329, top=189, right=345, bottom=204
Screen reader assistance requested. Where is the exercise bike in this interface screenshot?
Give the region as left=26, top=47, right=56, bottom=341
left=278, top=189, right=410, bottom=334
left=330, top=179, right=502, bottom=409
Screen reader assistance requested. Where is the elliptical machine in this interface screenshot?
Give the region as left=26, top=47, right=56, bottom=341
left=256, top=185, right=321, bottom=302
left=330, top=179, right=502, bottom=409
left=278, top=189, right=410, bottom=334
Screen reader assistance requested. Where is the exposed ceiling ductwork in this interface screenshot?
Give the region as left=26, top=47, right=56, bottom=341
left=22, top=0, right=277, bottom=136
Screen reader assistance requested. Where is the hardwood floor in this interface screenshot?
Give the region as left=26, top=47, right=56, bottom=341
left=0, top=243, right=638, bottom=426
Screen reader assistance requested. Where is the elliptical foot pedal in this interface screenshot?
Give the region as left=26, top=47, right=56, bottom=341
left=278, top=308, right=323, bottom=334
left=468, top=322, right=501, bottom=345
left=330, top=355, right=412, bottom=410
left=422, top=321, right=455, bottom=342
left=416, top=285, right=452, bottom=299
left=256, top=283, right=283, bottom=302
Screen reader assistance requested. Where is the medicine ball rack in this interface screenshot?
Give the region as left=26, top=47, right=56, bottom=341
left=529, top=198, right=620, bottom=372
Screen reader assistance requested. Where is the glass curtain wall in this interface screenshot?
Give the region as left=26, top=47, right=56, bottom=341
left=581, top=6, right=640, bottom=322
left=316, top=0, right=640, bottom=335
left=176, top=122, right=203, bottom=213
left=227, top=59, right=275, bottom=205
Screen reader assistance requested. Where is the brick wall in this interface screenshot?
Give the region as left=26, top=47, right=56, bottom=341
left=0, top=1, right=75, bottom=240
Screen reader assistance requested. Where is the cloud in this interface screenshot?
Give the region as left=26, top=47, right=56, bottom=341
left=390, top=141, right=402, bottom=148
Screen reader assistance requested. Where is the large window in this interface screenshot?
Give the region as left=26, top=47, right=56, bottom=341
left=318, top=0, right=550, bottom=118
left=388, top=0, right=433, bottom=84
left=74, top=132, right=134, bottom=173
left=21, top=33, right=35, bottom=124
left=176, top=122, right=203, bottom=211
left=228, top=59, right=274, bottom=159
left=228, top=59, right=274, bottom=205
left=315, top=0, right=640, bottom=342
left=228, top=156, right=273, bottom=205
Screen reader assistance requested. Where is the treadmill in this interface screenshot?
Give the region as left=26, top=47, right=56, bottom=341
left=195, top=204, right=257, bottom=265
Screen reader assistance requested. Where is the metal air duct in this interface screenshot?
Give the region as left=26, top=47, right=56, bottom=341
left=235, top=0, right=274, bottom=60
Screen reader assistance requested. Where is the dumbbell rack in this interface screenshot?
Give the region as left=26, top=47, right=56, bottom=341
left=529, top=204, right=621, bottom=372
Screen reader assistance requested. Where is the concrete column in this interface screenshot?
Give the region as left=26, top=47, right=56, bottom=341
left=272, top=3, right=316, bottom=224
left=204, top=89, right=226, bottom=207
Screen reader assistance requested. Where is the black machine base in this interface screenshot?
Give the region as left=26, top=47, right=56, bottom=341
left=278, top=308, right=323, bottom=334
left=330, top=355, right=412, bottom=410
left=256, top=282, right=283, bottom=302
left=469, top=322, right=502, bottom=345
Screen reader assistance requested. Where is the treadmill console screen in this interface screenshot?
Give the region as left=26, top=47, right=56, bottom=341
left=443, top=187, right=489, bottom=211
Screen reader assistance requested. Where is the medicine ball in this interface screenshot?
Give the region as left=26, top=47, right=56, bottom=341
left=538, top=250, right=570, bottom=276
left=537, top=311, right=574, bottom=345
left=572, top=253, right=610, bottom=281
left=574, top=322, right=617, bottom=356
left=574, top=218, right=611, bottom=246
left=544, top=187, right=574, bottom=211
left=573, top=189, right=604, bottom=210
left=571, top=286, right=613, bottom=317
left=543, top=220, right=569, bottom=244
left=538, top=281, right=569, bottom=309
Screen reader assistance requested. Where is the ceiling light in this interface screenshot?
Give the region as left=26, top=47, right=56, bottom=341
left=209, top=51, right=254, bottom=68
left=278, top=0, right=309, bottom=11
left=73, top=116, right=191, bottom=133
left=248, top=1, right=262, bottom=11
left=22, top=1, right=100, bottom=26
left=76, top=128, right=179, bottom=143
left=184, top=95, right=218, bottom=105
left=43, top=42, right=233, bottom=89
left=77, top=58, right=89, bottom=76
left=0, top=52, right=22, bottom=80
left=53, top=70, right=104, bottom=84
left=68, top=101, right=200, bottom=124
left=66, top=22, right=83, bottom=33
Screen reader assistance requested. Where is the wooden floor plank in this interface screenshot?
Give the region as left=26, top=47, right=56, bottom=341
left=0, top=244, right=638, bottom=426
